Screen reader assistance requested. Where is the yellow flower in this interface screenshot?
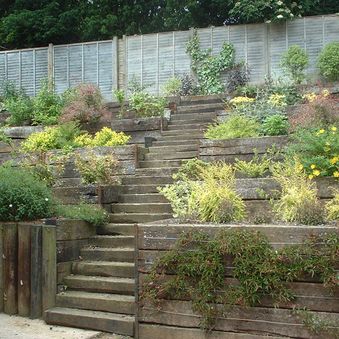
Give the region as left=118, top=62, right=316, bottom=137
left=308, top=174, right=314, bottom=179
left=303, top=92, right=317, bottom=102
left=319, top=129, right=325, bottom=134
left=322, top=89, right=330, bottom=97
left=310, top=164, right=316, bottom=169
left=229, top=96, right=255, bottom=107
left=268, top=94, right=287, bottom=107
left=312, top=169, right=321, bottom=176
left=330, top=157, right=338, bottom=165
left=334, top=171, right=339, bottom=178
left=297, top=164, right=304, bottom=171
left=331, top=126, right=337, bottom=132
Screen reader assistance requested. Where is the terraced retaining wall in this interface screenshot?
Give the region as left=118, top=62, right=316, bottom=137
left=137, top=221, right=339, bottom=339
left=199, top=136, right=289, bottom=163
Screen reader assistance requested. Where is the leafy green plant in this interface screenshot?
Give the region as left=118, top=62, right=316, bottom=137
left=0, top=128, right=12, bottom=146
left=75, top=151, right=119, bottom=185
left=4, top=94, right=34, bottom=126
left=161, top=77, right=182, bottom=96
left=186, top=30, right=235, bottom=94
left=55, top=203, right=108, bottom=226
left=92, top=127, right=130, bottom=146
left=113, top=89, right=127, bottom=117
left=205, top=115, right=260, bottom=140
left=317, top=42, right=339, bottom=81
left=261, top=114, right=289, bottom=136
left=32, top=82, right=63, bottom=125
left=287, top=126, right=339, bottom=178
left=325, top=191, right=339, bottom=221
left=234, top=153, right=271, bottom=177
left=142, top=229, right=338, bottom=330
left=129, top=90, right=166, bottom=117
left=172, top=158, right=209, bottom=181
left=271, top=161, right=325, bottom=225
left=280, top=45, right=309, bottom=84
left=0, top=165, right=53, bottom=221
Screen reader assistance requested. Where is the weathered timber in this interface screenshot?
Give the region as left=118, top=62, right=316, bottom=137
left=140, top=301, right=337, bottom=339
left=3, top=126, right=43, bottom=139
left=3, top=223, right=18, bottom=315
left=17, top=224, right=31, bottom=317
left=57, top=239, right=89, bottom=263
left=30, top=225, right=42, bottom=319
left=42, top=226, right=56, bottom=315
left=55, top=219, right=95, bottom=241
left=57, top=262, right=73, bottom=285
left=0, top=224, right=3, bottom=312
left=111, top=117, right=166, bottom=132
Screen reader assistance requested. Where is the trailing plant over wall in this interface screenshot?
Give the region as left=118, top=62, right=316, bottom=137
left=186, top=30, right=235, bottom=94
left=141, top=229, right=338, bottom=331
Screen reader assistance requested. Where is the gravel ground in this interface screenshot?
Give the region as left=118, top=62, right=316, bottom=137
left=0, top=314, right=130, bottom=339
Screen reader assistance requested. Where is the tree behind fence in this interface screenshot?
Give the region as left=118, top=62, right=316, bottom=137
left=0, top=15, right=338, bottom=101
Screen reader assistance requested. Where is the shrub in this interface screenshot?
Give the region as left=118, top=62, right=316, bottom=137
left=162, top=77, right=182, bottom=96
left=205, top=115, right=260, bottom=140
left=113, top=89, right=127, bottom=117
left=317, top=42, right=339, bottom=81
left=229, top=96, right=255, bottom=108
left=234, top=153, right=271, bottom=178
left=173, top=158, right=209, bottom=181
left=280, top=45, right=309, bottom=84
left=129, top=91, right=166, bottom=117
left=178, top=74, right=200, bottom=96
left=261, top=114, right=289, bottom=136
left=75, top=151, right=119, bottom=185
left=55, top=203, right=108, bottom=226
left=225, top=64, right=250, bottom=93
left=235, top=84, right=258, bottom=98
left=271, top=161, right=324, bottom=225
left=4, top=94, right=34, bottom=126
left=287, top=126, right=339, bottom=178
left=60, top=83, right=108, bottom=123
left=92, top=127, right=130, bottom=146
left=32, top=82, right=63, bottom=125
left=325, top=191, right=339, bottom=221
left=0, top=166, right=53, bottom=221
left=289, top=91, right=339, bottom=131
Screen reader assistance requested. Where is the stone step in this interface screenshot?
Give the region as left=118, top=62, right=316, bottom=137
left=170, top=112, right=217, bottom=121
left=56, top=291, right=135, bottom=315
left=139, top=159, right=186, bottom=168
left=148, top=144, right=198, bottom=153
left=166, top=123, right=209, bottom=131
left=135, top=167, right=180, bottom=176
left=144, top=151, right=198, bottom=161
left=119, top=193, right=168, bottom=204
left=112, top=203, right=172, bottom=214
left=122, top=176, right=173, bottom=185
left=45, top=307, right=134, bottom=336
left=161, top=128, right=205, bottom=137
left=72, top=261, right=134, bottom=278
left=63, top=275, right=135, bottom=295
left=96, top=223, right=135, bottom=236
left=109, top=213, right=172, bottom=224
left=90, top=235, right=134, bottom=248
left=80, top=247, right=134, bottom=262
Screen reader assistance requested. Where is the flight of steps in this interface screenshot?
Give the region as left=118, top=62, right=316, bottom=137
left=45, top=96, right=223, bottom=336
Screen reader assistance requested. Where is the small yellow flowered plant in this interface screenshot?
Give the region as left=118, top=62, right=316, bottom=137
left=268, top=94, right=287, bottom=107
left=229, top=96, right=255, bottom=107
left=303, top=92, right=317, bottom=102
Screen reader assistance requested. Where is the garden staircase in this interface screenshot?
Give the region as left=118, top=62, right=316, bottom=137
left=45, top=95, right=223, bottom=336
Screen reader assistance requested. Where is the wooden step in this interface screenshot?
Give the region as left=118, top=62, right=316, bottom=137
left=119, top=184, right=162, bottom=194
left=72, top=261, right=134, bottom=278
left=56, top=291, right=135, bottom=315
left=135, top=167, right=180, bottom=176
left=112, top=203, right=172, bottom=214
left=122, top=176, right=173, bottom=185
left=152, top=139, right=199, bottom=146
left=90, top=235, right=134, bottom=248
left=170, top=112, right=217, bottom=121
left=144, top=151, right=198, bottom=161
left=63, top=275, right=135, bottom=295
left=80, top=247, right=135, bottom=262
left=139, top=159, right=184, bottom=168
left=161, top=129, right=205, bottom=137
left=45, top=307, right=134, bottom=336
left=148, top=144, right=198, bottom=153
left=109, top=213, right=172, bottom=224
left=167, top=122, right=209, bottom=131
left=96, top=223, right=135, bottom=236
left=119, top=193, right=168, bottom=203
left=176, top=103, right=223, bottom=113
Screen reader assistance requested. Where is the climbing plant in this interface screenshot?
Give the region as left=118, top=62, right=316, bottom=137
left=141, top=229, right=338, bottom=331
left=186, top=30, right=235, bottom=94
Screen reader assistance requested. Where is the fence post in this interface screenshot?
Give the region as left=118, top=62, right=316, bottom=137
left=0, top=224, right=3, bottom=312
left=113, top=36, right=119, bottom=92
left=123, top=35, right=128, bottom=95
left=264, top=23, right=271, bottom=78
left=48, top=43, right=54, bottom=90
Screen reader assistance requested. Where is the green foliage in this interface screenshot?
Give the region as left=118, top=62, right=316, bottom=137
left=287, top=126, right=339, bottom=178
left=161, top=77, right=182, bottom=96
left=186, top=30, right=235, bottom=94
left=32, top=82, right=62, bottom=125
left=261, top=114, right=289, bottom=136
left=91, top=127, right=130, bottom=146
left=129, top=91, right=166, bottom=117
left=173, top=158, right=209, bottom=181
left=205, top=115, right=260, bottom=140
left=271, top=161, right=325, bottom=225
left=234, top=153, right=271, bottom=178
left=74, top=151, right=119, bottom=185
left=317, top=42, right=339, bottom=81
left=280, top=45, right=309, bottom=84
left=325, top=191, right=339, bottom=221
left=142, top=229, right=338, bottom=330
left=0, top=165, right=53, bottom=221
left=55, top=203, right=108, bottom=226
left=113, top=89, right=127, bottom=117
left=4, top=94, right=34, bottom=126
left=0, top=129, right=12, bottom=146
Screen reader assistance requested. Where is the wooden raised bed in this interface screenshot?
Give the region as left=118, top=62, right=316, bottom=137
left=199, top=136, right=288, bottom=163
left=137, top=222, right=339, bottom=339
